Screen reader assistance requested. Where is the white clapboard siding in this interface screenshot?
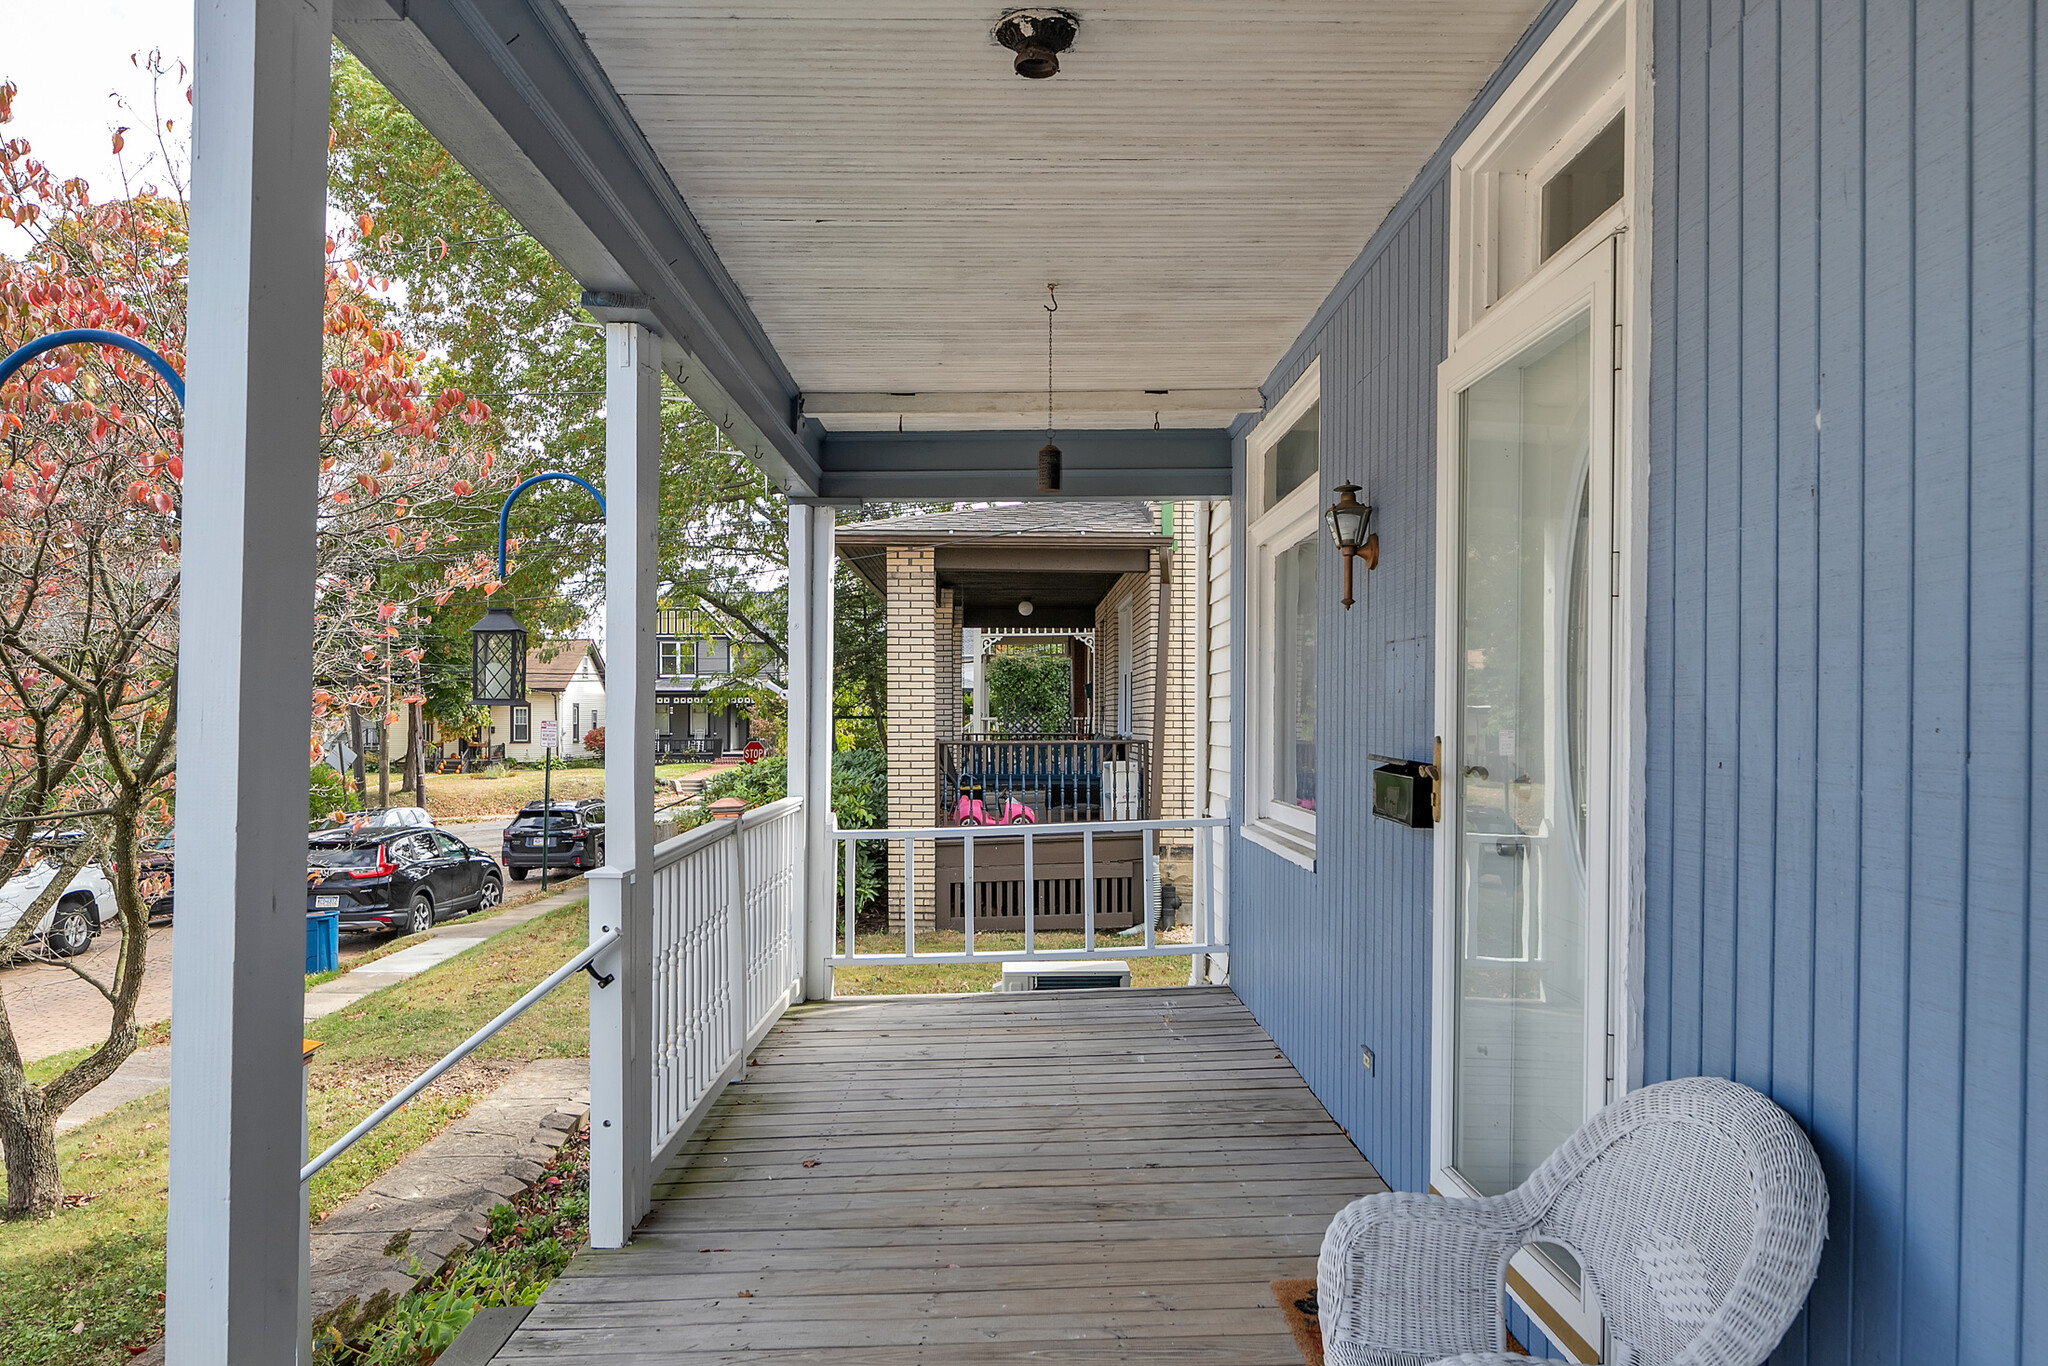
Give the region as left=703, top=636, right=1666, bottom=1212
left=1203, top=498, right=1232, bottom=979
left=556, top=0, right=1547, bottom=404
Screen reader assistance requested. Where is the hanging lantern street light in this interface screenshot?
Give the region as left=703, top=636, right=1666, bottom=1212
left=469, top=471, right=607, bottom=707
left=468, top=606, right=528, bottom=707
left=1324, top=482, right=1377, bottom=610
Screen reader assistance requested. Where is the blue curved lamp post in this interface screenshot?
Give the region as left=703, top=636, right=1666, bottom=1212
left=470, top=471, right=607, bottom=705
left=472, top=472, right=606, bottom=892
left=0, top=328, right=185, bottom=406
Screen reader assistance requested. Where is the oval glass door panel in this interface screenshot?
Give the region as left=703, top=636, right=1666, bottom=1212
left=1451, top=311, right=1592, bottom=1195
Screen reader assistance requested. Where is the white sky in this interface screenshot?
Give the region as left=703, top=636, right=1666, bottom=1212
left=0, top=0, right=193, bottom=256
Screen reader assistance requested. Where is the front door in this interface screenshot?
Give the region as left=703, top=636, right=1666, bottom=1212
left=1432, top=235, right=1619, bottom=1352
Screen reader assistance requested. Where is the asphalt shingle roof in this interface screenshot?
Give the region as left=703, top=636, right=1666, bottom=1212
left=525, top=640, right=601, bottom=692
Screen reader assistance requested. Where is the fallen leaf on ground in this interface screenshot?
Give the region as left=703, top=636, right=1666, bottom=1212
left=800, top=1159, right=819, bottom=1168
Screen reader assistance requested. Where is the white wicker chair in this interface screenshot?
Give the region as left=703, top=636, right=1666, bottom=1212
left=1316, top=1077, right=1828, bottom=1366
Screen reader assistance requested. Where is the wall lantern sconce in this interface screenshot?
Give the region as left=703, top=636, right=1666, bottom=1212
left=1324, top=482, right=1378, bottom=609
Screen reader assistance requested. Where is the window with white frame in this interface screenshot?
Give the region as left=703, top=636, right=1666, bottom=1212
left=1242, top=361, right=1321, bottom=867
left=510, top=705, right=530, bottom=744
left=659, top=640, right=685, bottom=676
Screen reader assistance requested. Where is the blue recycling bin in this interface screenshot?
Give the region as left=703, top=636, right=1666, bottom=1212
left=305, top=910, right=340, bottom=974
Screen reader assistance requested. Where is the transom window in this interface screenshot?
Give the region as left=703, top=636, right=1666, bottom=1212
left=1541, top=113, right=1625, bottom=261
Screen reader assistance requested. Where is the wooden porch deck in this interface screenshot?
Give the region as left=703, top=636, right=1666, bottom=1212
left=493, top=986, right=1388, bottom=1362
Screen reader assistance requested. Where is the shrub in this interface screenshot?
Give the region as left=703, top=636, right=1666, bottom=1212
left=699, top=752, right=887, bottom=913
left=479, top=763, right=512, bottom=780
left=582, top=726, right=605, bottom=755
left=309, top=764, right=351, bottom=821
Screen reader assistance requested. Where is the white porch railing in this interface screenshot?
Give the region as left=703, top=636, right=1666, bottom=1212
left=647, top=796, right=804, bottom=1170
left=832, top=816, right=1228, bottom=968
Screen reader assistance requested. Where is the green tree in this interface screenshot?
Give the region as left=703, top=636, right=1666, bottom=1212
left=987, top=645, right=1072, bottom=735
left=327, top=50, right=790, bottom=720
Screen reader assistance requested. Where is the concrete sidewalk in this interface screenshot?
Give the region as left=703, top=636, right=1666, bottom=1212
left=57, top=885, right=590, bottom=1132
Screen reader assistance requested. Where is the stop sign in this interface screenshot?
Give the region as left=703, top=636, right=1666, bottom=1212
left=743, top=739, right=766, bottom=764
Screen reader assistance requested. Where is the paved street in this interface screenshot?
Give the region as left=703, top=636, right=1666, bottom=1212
left=1, top=921, right=174, bottom=1063
left=57, top=882, right=591, bottom=1131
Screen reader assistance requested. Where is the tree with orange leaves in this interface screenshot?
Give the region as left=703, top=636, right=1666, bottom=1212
left=0, top=65, right=507, bottom=1217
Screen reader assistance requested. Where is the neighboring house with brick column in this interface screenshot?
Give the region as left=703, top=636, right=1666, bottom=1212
left=836, top=502, right=1200, bottom=930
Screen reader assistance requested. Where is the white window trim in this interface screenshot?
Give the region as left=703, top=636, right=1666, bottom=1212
left=510, top=704, right=531, bottom=745
left=1242, top=362, right=1322, bottom=870
left=1434, top=1, right=1649, bottom=1356
left=1448, top=0, right=1630, bottom=344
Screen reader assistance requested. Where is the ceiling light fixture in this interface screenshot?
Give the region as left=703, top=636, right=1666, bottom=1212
left=995, top=8, right=1078, bottom=79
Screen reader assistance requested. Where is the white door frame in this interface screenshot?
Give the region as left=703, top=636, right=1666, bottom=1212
left=1430, top=230, right=1622, bottom=1360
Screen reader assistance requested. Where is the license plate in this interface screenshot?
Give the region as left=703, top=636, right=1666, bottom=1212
left=314, top=895, right=339, bottom=909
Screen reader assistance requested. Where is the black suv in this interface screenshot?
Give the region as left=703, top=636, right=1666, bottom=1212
left=501, top=800, right=605, bottom=879
left=307, top=829, right=504, bottom=935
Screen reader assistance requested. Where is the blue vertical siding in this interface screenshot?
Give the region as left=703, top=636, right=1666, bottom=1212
left=1230, top=1, right=2043, bottom=1362
left=1645, top=4, right=2046, bottom=1366
left=1227, top=181, right=1447, bottom=1197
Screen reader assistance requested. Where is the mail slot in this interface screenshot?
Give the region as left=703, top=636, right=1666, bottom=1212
left=1372, top=760, right=1434, bottom=829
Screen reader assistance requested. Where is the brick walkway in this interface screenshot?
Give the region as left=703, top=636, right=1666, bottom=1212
left=1, top=922, right=174, bottom=1063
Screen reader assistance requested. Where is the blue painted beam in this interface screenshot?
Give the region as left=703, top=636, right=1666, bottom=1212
left=336, top=0, right=820, bottom=492
left=814, top=428, right=1232, bottom=502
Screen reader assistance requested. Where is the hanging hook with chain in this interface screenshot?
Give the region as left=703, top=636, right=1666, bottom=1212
left=1038, top=283, right=1062, bottom=493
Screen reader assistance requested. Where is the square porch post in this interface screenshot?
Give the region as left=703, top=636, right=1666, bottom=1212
left=588, top=320, right=659, bottom=1247
left=786, top=505, right=835, bottom=999
left=166, top=0, right=333, bottom=1359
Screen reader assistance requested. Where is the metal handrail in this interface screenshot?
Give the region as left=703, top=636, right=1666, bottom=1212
left=300, top=927, right=620, bottom=1184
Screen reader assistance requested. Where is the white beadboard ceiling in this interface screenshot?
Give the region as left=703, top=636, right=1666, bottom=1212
left=558, top=0, right=1545, bottom=429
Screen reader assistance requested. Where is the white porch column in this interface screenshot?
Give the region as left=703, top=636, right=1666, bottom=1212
left=167, top=0, right=332, bottom=1360
left=589, top=321, right=659, bottom=1247
left=787, top=505, right=836, bottom=999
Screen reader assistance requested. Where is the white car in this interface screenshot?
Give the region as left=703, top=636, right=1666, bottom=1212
left=0, top=860, right=117, bottom=957
left=311, top=806, right=435, bottom=836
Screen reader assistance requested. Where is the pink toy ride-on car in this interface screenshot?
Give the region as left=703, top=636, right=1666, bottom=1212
left=954, top=793, right=1036, bottom=826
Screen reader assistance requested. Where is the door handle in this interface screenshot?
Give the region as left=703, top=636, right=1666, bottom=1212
left=1421, top=737, right=1443, bottom=825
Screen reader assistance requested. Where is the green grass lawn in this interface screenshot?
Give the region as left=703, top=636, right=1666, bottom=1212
left=0, top=901, right=592, bottom=1365
left=411, top=764, right=710, bottom=823
left=831, top=929, right=1199, bottom=996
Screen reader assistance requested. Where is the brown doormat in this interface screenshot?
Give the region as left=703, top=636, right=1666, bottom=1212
left=1270, top=1278, right=1323, bottom=1366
